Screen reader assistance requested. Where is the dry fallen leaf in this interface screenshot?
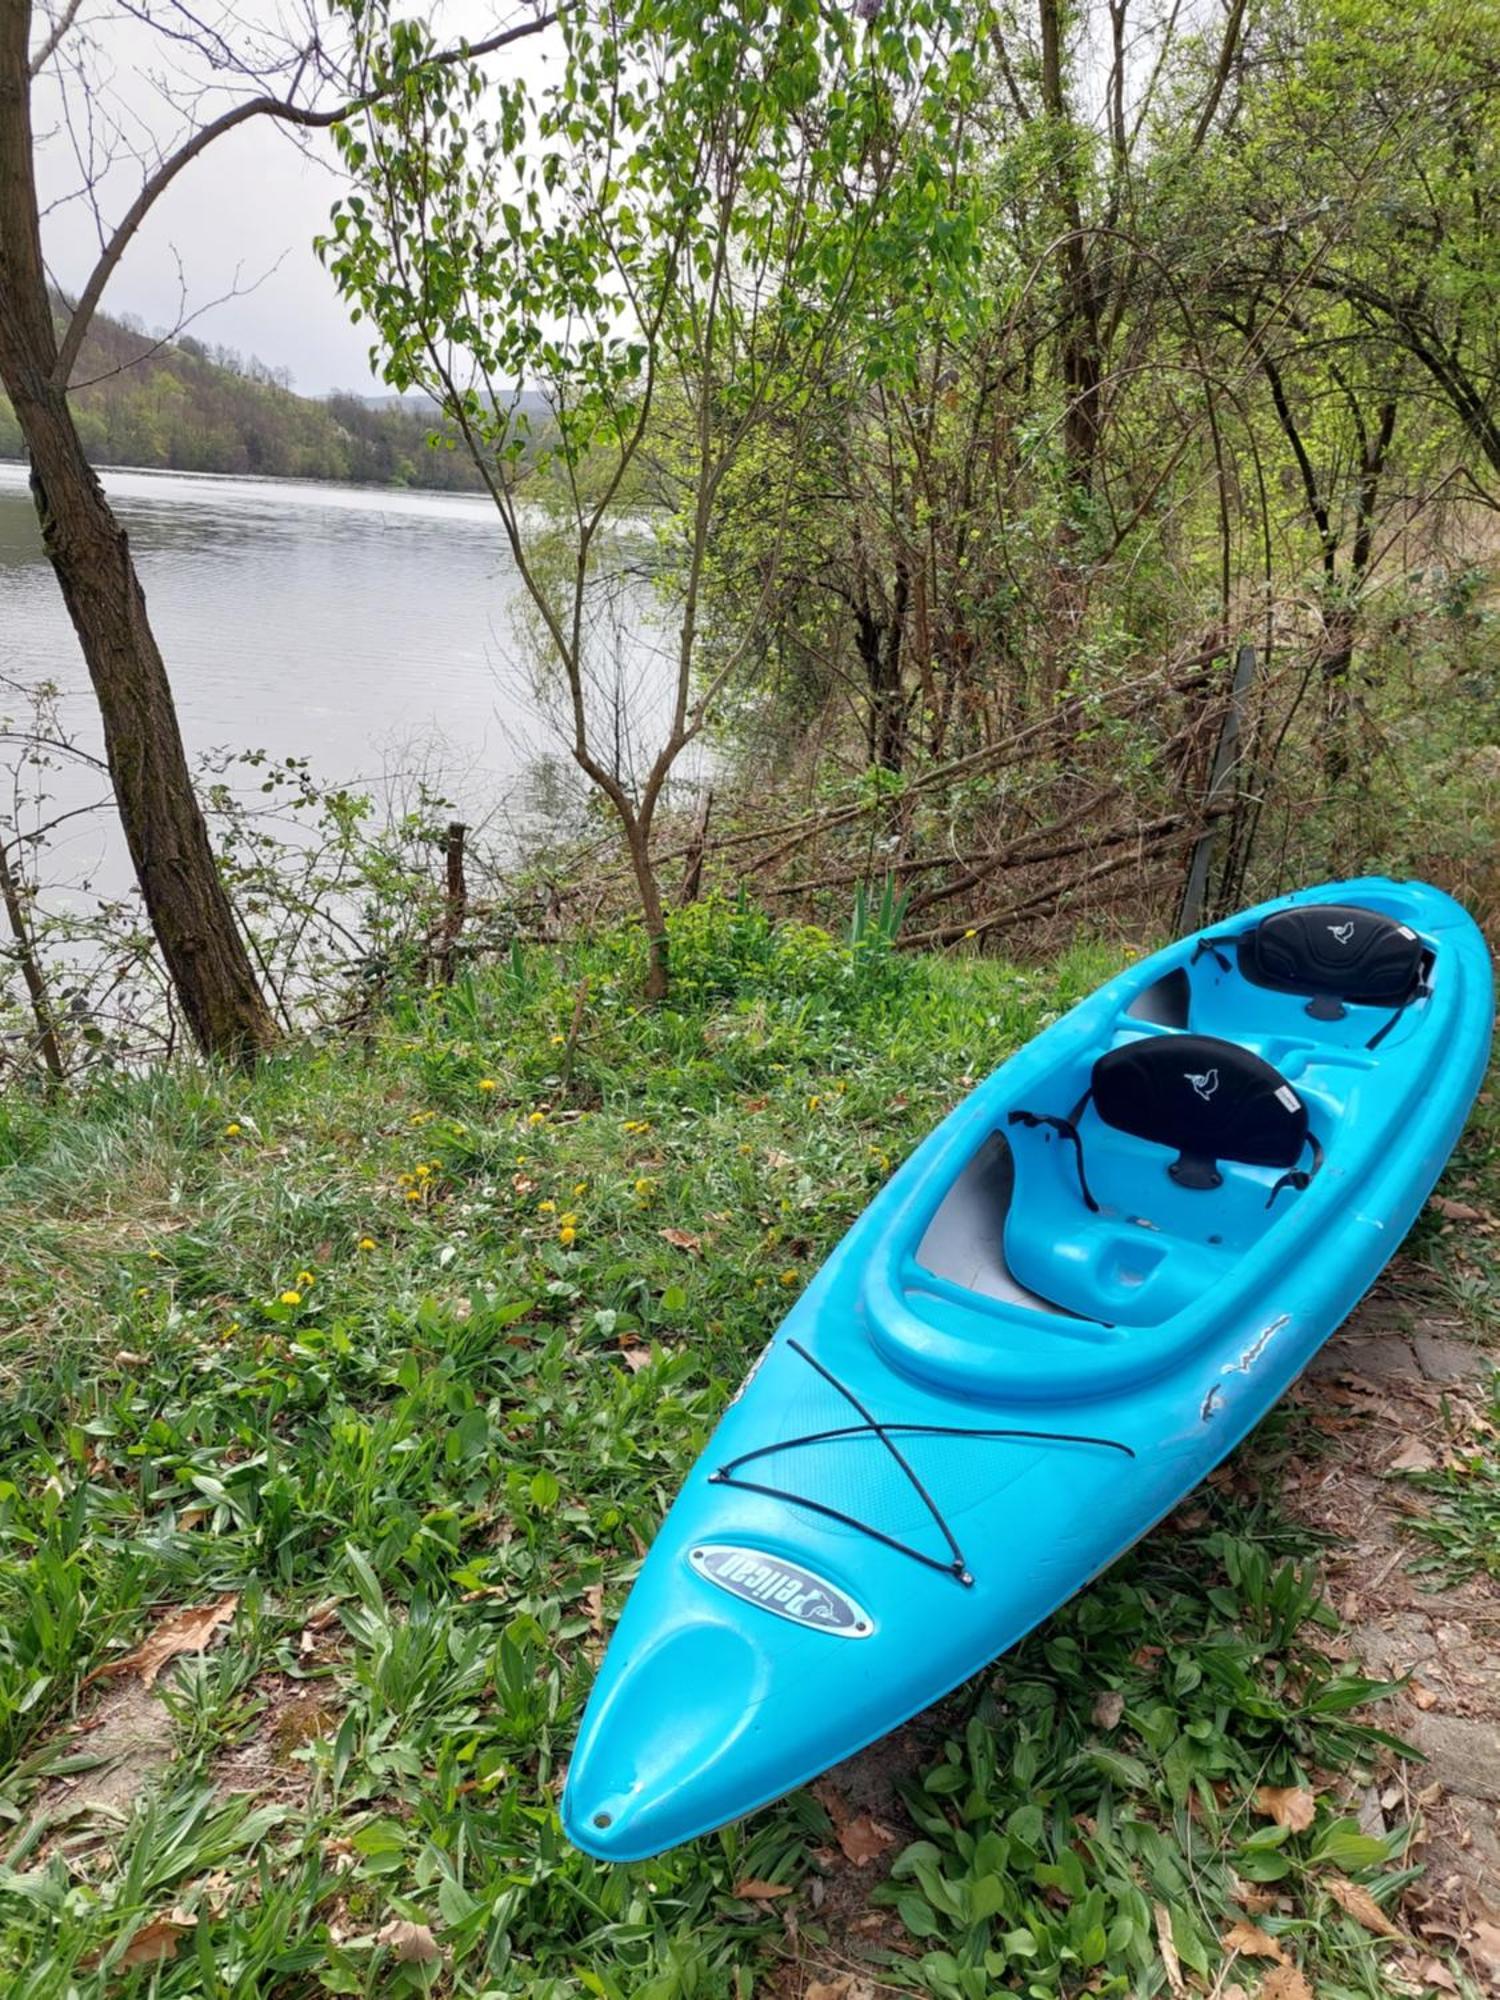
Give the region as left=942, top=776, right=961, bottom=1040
left=620, top=1343, right=652, bottom=1373
left=83, top=1909, right=198, bottom=1972
left=1416, top=1958, right=1458, bottom=1993
left=659, top=1227, right=703, bottom=1252
left=1469, top=1921, right=1500, bottom=1976
left=1390, top=1438, right=1437, bottom=1473
left=732, top=1878, right=793, bottom=1901
left=1229, top=1873, right=1280, bottom=1916
left=837, top=1814, right=896, bottom=1865
left=1324, top=1874, right=1404, bottom=1940
left=806, top=1978, right=874, bottom=2000
left=85, top=1594, right=239, bottom=1688
left=1258, top=1966, right=1315, bottom=2000
left=1428, top=1195, right=1483, bottom=1224
left=1221, top=1918, right=1285, bottom=1961
left=1092, top=1689, right=1125, bottom=1730
left=1408, top=1679, right=1439, bottom=1710
left=1154, top=1902, right=1186, bottom=1999
left=375, top=1919, right=442, bottom=1964
left=1254, top=1785, right=1316, bottom=1833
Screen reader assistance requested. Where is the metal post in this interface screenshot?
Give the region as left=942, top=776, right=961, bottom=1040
left=1178, top=643, right=1257, bottom=935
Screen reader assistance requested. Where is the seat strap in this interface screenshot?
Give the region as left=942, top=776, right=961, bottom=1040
left=1265, top=1130, right=1325, bottom=1208
left=1190, top=932, right=1239, bottom=972
left=1008, top=1085, right=1099, bottom=1213
left=1366, top=966, right=1429, bottom=1051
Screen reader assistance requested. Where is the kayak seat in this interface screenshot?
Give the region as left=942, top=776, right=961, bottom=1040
left=1010, top=1032, right=1321, bottom=1205
left=1193, top=904, right=1428, bottom=1050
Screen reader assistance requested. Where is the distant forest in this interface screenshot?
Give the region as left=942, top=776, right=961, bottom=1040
left=0, top=304, right=492, bottom=490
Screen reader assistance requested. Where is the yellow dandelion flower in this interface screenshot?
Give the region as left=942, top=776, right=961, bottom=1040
left=478, top=1078, right=497, bottom=1093
left=538, top=1199, right=556, bottom=1214
left=550, top=1033, right=566, bottom=1047
left=963, top=928, right=977, bottom=940
left=559, top=1224, right=577, bottom=1247
left=528, top=1110, right=547, bottom=1126
left=738, top=1143, right=753, bottom=1156
left=404, top=1188, right=423, bottom=1202
left=224, top=1122, right=242, bottom=1138
left=779, top=1268, right=799, bottom=1286
left=279, top=1290, right=303, bottom=1307
left=357, top=1237, right=377, bottom=1251
left=296, top=1269, right=315, bottom=1287
left=560, top=1211, right=577, bottom=1227
left=572, top=1181, right=587, bottom=1196
left=807, top=1095, right=821, bottom=1111
left=634, top=1177, right=654, bottom=1196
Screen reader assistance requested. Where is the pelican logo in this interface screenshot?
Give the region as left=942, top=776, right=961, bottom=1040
left=1327, top=921, right=1356, bottom=945
left=689, top=1545, right=872, bottom=1638
left=1185, top=1068, right=1219, bottom=1102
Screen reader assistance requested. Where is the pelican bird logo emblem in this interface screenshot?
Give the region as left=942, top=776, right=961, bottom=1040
left=1327, top=921, right=1356, bottom=945
left=1186, top=1068, right=1219, bottom=1101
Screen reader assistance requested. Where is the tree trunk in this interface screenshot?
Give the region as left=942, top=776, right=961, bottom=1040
left=1038, top=0, right=1102, bottom=490
left=0, top=834, right=66, bottom=1091
left=622, top=816, right=670, bottom=1001
left=0, top=7, right=278, bottom=1066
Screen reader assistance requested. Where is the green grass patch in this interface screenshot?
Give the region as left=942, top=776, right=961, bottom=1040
left=0, top=902, right=1462, bottom=1995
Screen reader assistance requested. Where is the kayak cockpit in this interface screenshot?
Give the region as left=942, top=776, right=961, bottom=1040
left=866, top=888, right=1452, bottom=1399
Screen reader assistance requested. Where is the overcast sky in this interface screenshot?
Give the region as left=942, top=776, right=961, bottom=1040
left=32, top=2, right=557, bottom=396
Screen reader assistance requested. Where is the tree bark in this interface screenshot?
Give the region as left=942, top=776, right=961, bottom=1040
left=0, top=4, right=278, bottom=1065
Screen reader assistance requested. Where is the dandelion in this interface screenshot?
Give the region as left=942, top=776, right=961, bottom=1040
left=560, top=1211, right=577, bottom=1228
left=559, top=1225, right=577, bottom=1247
left=538, top=1199, right=557, bottom=1214
left=550, top=1033, right=566, bottom=1047
left=527, top=1110, right=547, bottom=1126
left=572, top=1181, right=587, bottom=1196
left=296, top=1269, right=316, bottom=1288
left=478, top=1078, right=497, bottom=1093
left=807, top=1095, right=821, bottom=1111
left=779, top=1268, right=799, bottom=1286
left=357, top=1237, right=377, bottom=1251
left=224, top=1122, right=242, bottom=1138
left=634, top=1176, right=655, bottom=1196
left=623, top=1118, right=652, bottom=1135
left=404, top=1189, right=423, bottom=1203
left=280, top=1290, right=303, bottom=1307
left=963, top=928, right=977, bottom=940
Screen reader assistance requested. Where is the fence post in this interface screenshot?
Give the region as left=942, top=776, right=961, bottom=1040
left=432, top=819, right=468, bottom=984
left=1178, top=643, right=1257, bottom=936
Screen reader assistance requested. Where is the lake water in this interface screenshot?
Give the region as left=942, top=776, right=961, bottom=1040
left=0, top=462, right=553, bottom=823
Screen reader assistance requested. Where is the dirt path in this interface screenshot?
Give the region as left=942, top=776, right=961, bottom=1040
left=1292, top=1266, right=1500, bottom=1944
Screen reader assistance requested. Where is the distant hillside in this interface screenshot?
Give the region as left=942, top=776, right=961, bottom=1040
left=0, top=308, right=547, bottom=491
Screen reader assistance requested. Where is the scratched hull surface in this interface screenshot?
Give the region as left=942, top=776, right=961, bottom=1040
left=563, top=879, right=1493, bottom=1862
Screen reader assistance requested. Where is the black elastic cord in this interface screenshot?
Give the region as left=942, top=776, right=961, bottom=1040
left=709, top=1340, right=1134, bottom=1586
left=1009, top=1090, right=1099, bottom=1213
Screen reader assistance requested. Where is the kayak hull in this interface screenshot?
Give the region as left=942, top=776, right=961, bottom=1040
left=563, top=878, right=1493, bottom=1862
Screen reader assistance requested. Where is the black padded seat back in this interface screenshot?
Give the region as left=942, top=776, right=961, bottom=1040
left=1237, top=903, right=1422, bottom=1019
left=1090, top=1032, right=1309, bottom=1190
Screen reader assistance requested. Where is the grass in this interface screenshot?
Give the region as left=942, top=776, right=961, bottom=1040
left=0, top=898, right=1483, bottom=1997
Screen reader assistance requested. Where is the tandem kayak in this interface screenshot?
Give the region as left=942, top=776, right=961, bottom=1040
left=562, top=877, right=1493, bottom=1862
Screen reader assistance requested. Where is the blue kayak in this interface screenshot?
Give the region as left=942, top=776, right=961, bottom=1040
left=563, top=877, right=1493, bottom=1862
